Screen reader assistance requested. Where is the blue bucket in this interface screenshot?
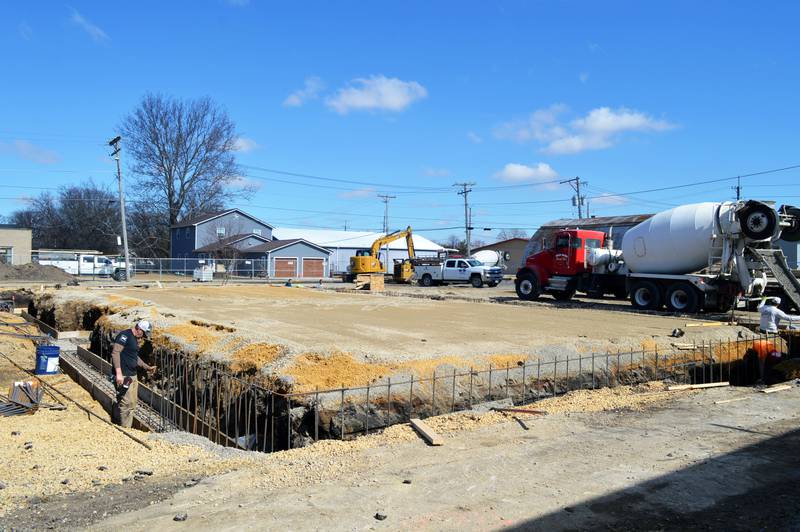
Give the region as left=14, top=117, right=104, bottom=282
left=35, top=345, right=60, bottom=375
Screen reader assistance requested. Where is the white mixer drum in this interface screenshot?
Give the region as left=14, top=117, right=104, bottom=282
left=471, top=249, right=502, bottom=267
left=621, top=202, right=727, bottom=274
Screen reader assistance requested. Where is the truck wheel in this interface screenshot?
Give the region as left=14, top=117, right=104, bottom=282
left=470, top=275, right=484, bottom=288
left=665, top=282, right=699, bottom=313
left=779, top=205, right=800, bottom=241
left=630, top=280, right=662, bottom=310
left=515, top=272, right=540, bottom=301
left=420, top=274, right=433, bottom=287
left=739, top=202, right=777, bottom=240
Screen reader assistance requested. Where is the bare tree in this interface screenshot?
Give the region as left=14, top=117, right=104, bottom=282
left=11, top=182, right=120, bottom=252
left=120, top=93, right=253, bottom=229
left=496, top=228, right=528, bottom=241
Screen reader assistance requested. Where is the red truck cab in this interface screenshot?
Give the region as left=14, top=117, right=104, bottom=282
left=515, top=229, right=611, bottom=301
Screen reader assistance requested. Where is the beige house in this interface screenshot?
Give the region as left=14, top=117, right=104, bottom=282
left=0, top=225, right=32, bottom=265
left=472, top=238, right=529, bottom=274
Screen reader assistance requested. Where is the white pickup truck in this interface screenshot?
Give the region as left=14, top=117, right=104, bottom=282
left=414, top=258, right=504, bottom=288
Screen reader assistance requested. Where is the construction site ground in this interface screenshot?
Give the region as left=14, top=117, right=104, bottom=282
left=4, top=354, right=798, bottom=530
left=26, top=283, right=751, bottom=392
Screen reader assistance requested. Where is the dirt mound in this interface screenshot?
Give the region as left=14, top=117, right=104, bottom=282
left=0, top=263, right=74, bottom=282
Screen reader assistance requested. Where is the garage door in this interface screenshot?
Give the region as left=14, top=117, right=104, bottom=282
left=274, top=258, right=297, bottom=278
left=302, top=258, right=325, bottom=278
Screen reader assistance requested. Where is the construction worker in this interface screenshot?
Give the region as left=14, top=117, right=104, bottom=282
left=757, top=297, right=798, bottom=333
left=111, top=320, right=156, bottom=428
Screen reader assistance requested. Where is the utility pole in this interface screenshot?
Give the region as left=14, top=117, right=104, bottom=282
left=561, top=176, right=587, bottom=218
left=733, top=176, right=742, bottom=201
left=343, top=220, right=349, bottom=231
left=108, top=136, right=131, bottom=281
left=454, top=182, right=476, bottom=255
left=377, top=194, right=396, bottom=272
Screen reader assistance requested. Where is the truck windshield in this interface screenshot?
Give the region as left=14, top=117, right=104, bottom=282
left=466, top=259, right=482, bottom=267
left=585, top=238, right=602, bottom=249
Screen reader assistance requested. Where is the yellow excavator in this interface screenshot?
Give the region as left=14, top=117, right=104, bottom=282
left=347, top=226, right=416, bottom=283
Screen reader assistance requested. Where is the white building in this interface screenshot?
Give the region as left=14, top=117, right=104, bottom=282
left=272, top=228, right=444, bottom=274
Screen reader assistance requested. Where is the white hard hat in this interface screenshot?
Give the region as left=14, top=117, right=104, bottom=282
left=771, top=297, right=782, bottom=306
left=137, top=320, right=152, bottom=337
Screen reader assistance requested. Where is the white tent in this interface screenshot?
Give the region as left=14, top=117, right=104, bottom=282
left=272, top=227, right=444, bottom=274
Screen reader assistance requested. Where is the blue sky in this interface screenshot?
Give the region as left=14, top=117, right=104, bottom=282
left=1, top=1, right=799, bottom=242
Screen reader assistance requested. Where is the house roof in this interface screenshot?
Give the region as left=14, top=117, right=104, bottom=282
left=541, top=214, right=652, bottom=229
left=271, top=227, right=444, bottom=251
left=193, top=233, right=270, bottom=253
left=472, top=238, right=528, bottom=251
left=245, top=238, right=332, bottom=255
left=172, top=209, right=275, bottom=230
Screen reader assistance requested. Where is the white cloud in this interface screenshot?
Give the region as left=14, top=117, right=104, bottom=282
left=233, top=136, right=258, bottom=152
left=18, top=21, right=32, bottom=40
left=588, top=42, right=600, bottom=53
left=423, top=167, right=450, bottom=177
left=495, top=104, right=674, bottom=155
left=69, top=9, right=109, bottom=42
left=0, top=140, right=60, bottom=164
left=467, top=131, right=483, bottom=144
left=591, top=193, right=628, bottom=206
left=338, top=187, right=376, bottom=199
left=326, top=75, right=427, bottom=114
left=493, top=163, right=559, bottom=189
left=579, top=72, right=589, bottom=84
left=283, top=77, right=325, bottom=107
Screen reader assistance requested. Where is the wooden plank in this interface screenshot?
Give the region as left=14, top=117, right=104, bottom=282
left=58, top=330, right=90, bottom=340
left=684, top=322, right=735, bottom=328
left=761, top=384, right=792, bottom=394
left=410, top=418, right=444, bottom=446
left=492, top=407, right=548, bottom=416
left=21, top=311, right=59, bottom=339
left=668, top=382, right=730, bottom=391
left=714, top=396, right=751, bottom=404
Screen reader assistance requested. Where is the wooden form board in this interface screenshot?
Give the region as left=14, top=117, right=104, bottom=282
left=668, top=382, right=730, bottom=391
left=410, top=418, right=444, bottom=446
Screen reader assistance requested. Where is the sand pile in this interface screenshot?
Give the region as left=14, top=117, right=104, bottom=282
left=0, top=263, right=74, bottom=282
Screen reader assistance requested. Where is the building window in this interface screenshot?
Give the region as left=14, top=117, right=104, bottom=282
left=216, top=227, right=226, bottom=237
left=185, top=227, right=190, bottom=238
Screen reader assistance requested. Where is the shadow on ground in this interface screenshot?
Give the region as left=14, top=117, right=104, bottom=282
left=506, top=426, right=800, bottom=531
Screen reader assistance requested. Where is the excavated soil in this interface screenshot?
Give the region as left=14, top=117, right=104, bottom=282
left=0, top=263, right=74, bottom=282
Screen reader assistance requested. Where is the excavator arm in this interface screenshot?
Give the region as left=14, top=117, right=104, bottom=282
left=370, top=226, right=413, bottom=258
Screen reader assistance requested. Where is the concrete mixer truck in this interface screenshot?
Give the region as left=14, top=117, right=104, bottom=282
left=514, top=200, right=800, bottom=313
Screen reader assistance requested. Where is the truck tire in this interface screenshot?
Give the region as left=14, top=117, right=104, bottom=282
left=487, top=282, right=498, bottom=287
left=419, top=274, right=433, bottom=287
left=630, top=280, right=662, bottom=310
left=470, top=274, right=484, bottom=288
left=515, top=271, right=541, bottom=301
left=739, top=202, right=777, bottom=240
left=665, top=282, right=700, bottom=313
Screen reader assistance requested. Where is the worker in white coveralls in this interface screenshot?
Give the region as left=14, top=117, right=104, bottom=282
left=757, top=297, right=798, bottom=334
left=111, top=320, right=157, bottom=427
